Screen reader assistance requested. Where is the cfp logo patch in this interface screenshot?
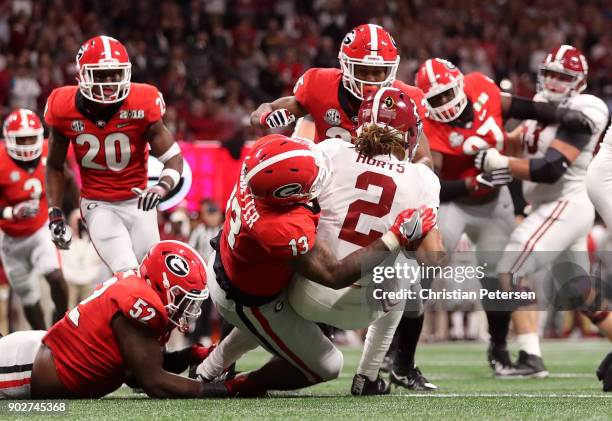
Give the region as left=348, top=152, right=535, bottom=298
left=10, top=171, right=20, bottom=182
left=324, top=108, right=341, bottom=126
left=165, top=254, right=190, bottom=277
left=273, top=183, right=302, bottom=199
left=119, top=110, right=145, bottom=120
left=71, top=120, right=85, bottom=132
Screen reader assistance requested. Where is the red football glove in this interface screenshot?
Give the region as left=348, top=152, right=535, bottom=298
left=188, top=343, right=216, bottom=365
left=389, top=206, right=437, bottom=247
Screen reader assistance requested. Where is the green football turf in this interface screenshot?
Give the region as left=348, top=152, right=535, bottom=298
left=11, top=340, right=612, bottom=421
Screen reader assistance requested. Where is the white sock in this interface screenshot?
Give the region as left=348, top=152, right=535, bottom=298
left=196, top=328, right=259, bottom=380
left=357, top=310, right=403, bottom=381
left=516, top=333, right=541, bottom=357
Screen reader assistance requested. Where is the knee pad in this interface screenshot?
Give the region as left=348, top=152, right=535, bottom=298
left=317, top=346, right=344, bottom=382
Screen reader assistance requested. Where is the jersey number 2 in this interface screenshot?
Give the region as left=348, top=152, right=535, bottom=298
left=339, top=171, right=397, bottom=247
left=76, top=133, right=131, bottom=171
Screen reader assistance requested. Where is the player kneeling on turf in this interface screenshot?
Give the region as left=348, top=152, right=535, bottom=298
left=0, top=241, right=216, bottom=399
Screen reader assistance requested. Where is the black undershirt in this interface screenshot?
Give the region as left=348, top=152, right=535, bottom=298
left=75, top=91, right=124, bottom=127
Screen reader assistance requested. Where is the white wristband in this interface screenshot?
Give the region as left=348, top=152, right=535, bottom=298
left=381, top=231, right=400, bottom=251
left=2, top=207, right=13, bottom=220
left=157, top=143, right=181, bottom=164
left=159, top=168, right=181, bottom=190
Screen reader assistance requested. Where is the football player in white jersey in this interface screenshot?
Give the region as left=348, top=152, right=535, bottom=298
left=196, top=88, right=445, bottom=395
left=475, top=45, right=610, bottom=377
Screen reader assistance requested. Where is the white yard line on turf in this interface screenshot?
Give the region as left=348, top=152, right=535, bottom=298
left=393, top=393, right=611, bottom=398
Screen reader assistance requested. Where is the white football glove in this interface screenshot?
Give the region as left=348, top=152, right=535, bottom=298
left=9, top=200, right=40, bottom=220
left=132, top=185, right=168, bottom=211
left=261, top=109, right=296, bottom=128
left=474, top=148, right=510, bottom=172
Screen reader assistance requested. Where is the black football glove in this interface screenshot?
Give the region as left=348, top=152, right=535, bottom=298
left=48, top=207, right=72, bottom=250
left=132, top=185, right=168, bottom=211
left=475, top=169, right=513, bottom=189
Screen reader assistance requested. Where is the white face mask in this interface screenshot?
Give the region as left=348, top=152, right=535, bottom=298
left=78, top=64, right=132, bottom=104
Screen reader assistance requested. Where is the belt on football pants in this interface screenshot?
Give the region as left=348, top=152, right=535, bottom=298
left=210, top=232, right=280, bottom=307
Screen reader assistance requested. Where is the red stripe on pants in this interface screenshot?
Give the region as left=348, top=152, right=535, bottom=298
left=250, top=307, right=323, bottom=383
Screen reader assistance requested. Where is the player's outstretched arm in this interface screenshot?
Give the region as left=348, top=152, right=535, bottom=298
left=113, top=314, right=208, bottom=398
left=250, top=96, right=308, bottom=129
left=501, top=93, right=594, bottom=131
left=134, top=121, right=184, bottom=211
left=412, top=132, right=434, bottom=169
left=46, top=128, right=70, bottom=210
left=292, top=207, right=437, bottom=290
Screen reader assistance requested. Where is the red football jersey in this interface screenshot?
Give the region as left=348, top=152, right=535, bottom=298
left=0, top=142, right=49, bottom=237
left=424, top=72, right=505, bottom=183
left=220, top=179, right=319, bottom=298
left=293, top=68, right=427, bottom=143
left=42, top=271, right=170, bottom=398
left=44, top=83, right=165, bottom=202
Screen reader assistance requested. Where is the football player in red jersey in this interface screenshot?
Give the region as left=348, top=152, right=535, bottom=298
left=44, top=35, right=184, bottom=273
left=250, top=23, right=434, bottom=168
left=0, top=109, right=69, bottom=330
left=0, top=240, right=216, bottom=399
left=250, top=25, right=436, bottom=386
left=414, top=57, right=597, bottom=376
left=193, top=134, right=437, bottom=397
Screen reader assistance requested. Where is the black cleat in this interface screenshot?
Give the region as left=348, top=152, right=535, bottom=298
left=351, top=373, right=390, bottom=396
left=596, top=352, right=612, bottom=392
left=487, top=344, right=514, bottom=375
left=498, top=351, right=549, bottom=379
left=390, top=367, right=438, bottom=391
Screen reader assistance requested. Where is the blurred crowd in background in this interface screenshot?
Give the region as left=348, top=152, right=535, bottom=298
left=0, top=0, right=611, bottom=142
left=0, top=0, right=610, bottom=343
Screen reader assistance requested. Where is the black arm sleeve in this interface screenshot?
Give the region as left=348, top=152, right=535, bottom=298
left=508, top=179, right=527, bottom=216
left=529, top=148, right=570, bottom=184
left=439, top=179, right=469, bottom=202
left=555, top=125, right=592, bottom=151
left=505, top=96, right=557, bottom=124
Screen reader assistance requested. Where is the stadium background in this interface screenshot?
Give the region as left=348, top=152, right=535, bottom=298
left=0, top=0, right=611, bottom=340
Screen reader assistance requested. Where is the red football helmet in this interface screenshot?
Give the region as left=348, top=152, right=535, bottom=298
left=415, top=58, right=467, bottom=123
left=2, top=109, right=44, bottom=161
left=76, top=35, right=131, bottom=104
left=139, top=240, right=209, bottom=333
left=241, top=134, right=331, bottom=205
left=338, top=24, right=400, bottom=100
left=357, top=87, right=422, bottom=160
left=538, top=45, right=588, bottom=102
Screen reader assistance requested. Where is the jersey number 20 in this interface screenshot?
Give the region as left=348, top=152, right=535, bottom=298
left=76, top=133, right=131, bottom=171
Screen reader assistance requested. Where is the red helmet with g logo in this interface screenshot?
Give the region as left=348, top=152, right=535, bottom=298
left=357, top=87, right=422, bottom=160
left=2, top=109, right=44, bottom=161
left=415, top=58, right=467, bottom=122
left=139, top=240, right=209, bottom=332
left=538, top=45, right=588, bottom=102
left=338, top=24, right=400, bottom=100
left=76, top=35, right=132, bottom=104
left=241, top=134, right=331, bottom=205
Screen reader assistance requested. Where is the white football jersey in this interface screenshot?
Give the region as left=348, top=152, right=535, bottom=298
left=521, top=93, right=609, bottom=205
left=315, top=140, right=440, bottom=262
